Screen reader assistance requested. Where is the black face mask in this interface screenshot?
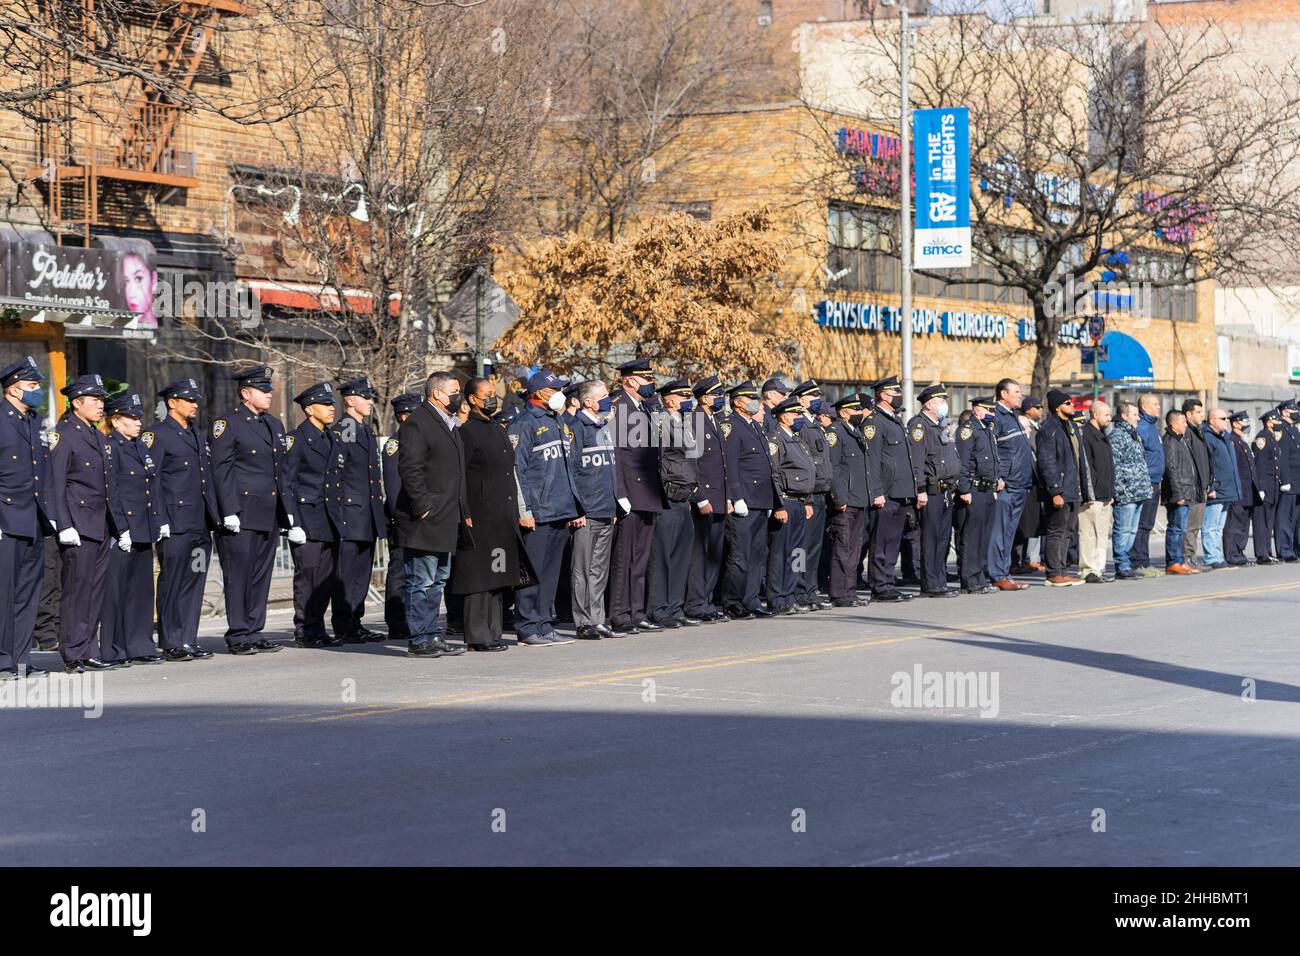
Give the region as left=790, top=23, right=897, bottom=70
left=481, top=396, right=499, bottom=415
left=445, top=392, right=463, bottom=414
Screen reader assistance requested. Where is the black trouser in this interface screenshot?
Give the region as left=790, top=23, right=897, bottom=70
left=217, top=527, right=278, bottom=643
left=899, top=521, right=921, bottom=580
left=766, top=497, right=807, bottom=609
left=686, top=510, right=726, bottom=618
left=649, top=499, right=694, bottom=623
left=919, top=489, right=955, bottom=592
left=553, top=530, right=574, bottom=622
left=1278, top=494, right=1300, bottom=560
left=462, top=588, right=505, bottom=646
left=292, top=539, right=337, bottom=641
left=332, top=539, right=375, bottom=637
left=1255, top=497, right=1277, bottom=561
left=0, top=532, right=44, bottom=671
left=58, top=534, right=112, bottom=663
left=1225, top=502, right=1252, bottom=563
left=826, top=505, right=865, bottom=603
left=722, top=509, right=768, bottom=611
left=156, top=530, right=212, bottom=651
left=1044, top=500, right=1079, bottom=577
left=384, top=534, right=408, bottom=638
left=1131, top=483, right=1162, bottom=568
left=101, top=544, right=156, bottom=661
left=869, top=498, right=908, bottom=596
left=798, top=495, right=827, bottom=604
left=608, top=509, right=655, bottom=628
left=33, top=533, right=60, bottom=649
left=516, top=520, right=569, bottom=638
left=954, top=490, right=994, bottom=589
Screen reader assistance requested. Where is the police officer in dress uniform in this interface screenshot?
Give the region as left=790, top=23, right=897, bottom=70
left=863, top=375, right=924, bottom=603
left=51, top=373, right=119, bottom=671
left=767, top=396, right=817, bottom=614
left=790, top=380, right=833, bottom=611
left=648, top=378, right=700, bottom=628
left=508, top=370, right=580, bottom=646
left=1225, top=410, right=1261, bottom=566
left=1275, top=401, right=1300, bottom=560
left=210, top=366, right=293, bottom=655
left=825, top=393, right=871, bottom=607
left=101, top=392, right=164, bottom=664
left=721, top=381, right=781, bottom=618
left=607, top=359, right=665, bottom=634
left=329, top=377, right=387, bottom=643
left=284, top=382, right=343, bottom=648
left=954, top=396, right=1000, bottom=594
left=1253, top=408, right=1282, bottom=563
left=908, top=384, right=961, bottom=598
left=685, top=376, right=729, bottom=623
left=144, top=378, right=218, bottom=662
left=0, top=356, right=53, bottom=679
left=383, top=393, right=421, bottom=639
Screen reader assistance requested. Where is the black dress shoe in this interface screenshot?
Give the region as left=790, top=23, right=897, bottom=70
left=604, top=627, right=633, bottom=638
left=636, top=620, right=664, bottom=632
left=677, top=616, right=702, bottom=627
left=294, top=636, right=327, bottom=648
left=188, top=644, right=214, bottom=660
left=873, top=592, right=911, bottom=603
left=658, top=618, right=683, bottom=629
left=726, top=607, right=755, bottom=620
left=961, top=586, right=994, bottom=595
left=82, top=658, right=124, bottom=670
left=129, top=655, right=165, bottom=665
left=63, top=660, right=83, bottom=673
left=773, top=605, right=799, bottom=616
left=162, top=647, right=195, bottom=662
left=1257, top=556, right=1277, bottom=565
left=228, top=642, right=258, bottom=655
left=811, top=600, right=834, bottom=611
left=432, top=639, right=466, bottom=657
left=468, top=641, right=510, bottom=652
left=575, top=626, right=602, bottom=640
left=355, top=627, right=387, bottom=642
left=407, top=642, right=442, bottom=658
left=251, top=639, right=282, bottom=653
left=922, top=589, right=959, bottom=598
left=750, top=605, right=774, bottom=617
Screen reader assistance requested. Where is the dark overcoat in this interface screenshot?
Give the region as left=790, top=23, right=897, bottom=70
left=395, top=400, right=468, bottom=553
left=450, top=410, right=524, bottom=595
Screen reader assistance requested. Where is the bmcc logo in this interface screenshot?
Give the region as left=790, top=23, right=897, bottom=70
left=923, top=242, right=965, bottom=256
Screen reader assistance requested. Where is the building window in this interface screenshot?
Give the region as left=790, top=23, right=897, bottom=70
left=666, top=200, right=712, bottom=221
left=757, top=1, right=773, bottom=27
left=827, top=203, right=896, bottom=293
left=1129, top=252, right=1196, bottom=323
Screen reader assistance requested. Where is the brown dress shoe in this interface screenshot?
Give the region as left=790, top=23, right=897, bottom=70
left=1165, top=563, right=1193, bottom=575
left=1045, top=575, right=1084, bottom=586
left=993, top=578, right=1029, bottom=591
left=1009, top=565, right=1035, bottom=576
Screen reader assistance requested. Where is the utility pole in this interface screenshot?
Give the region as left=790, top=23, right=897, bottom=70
left=899, top=4, right=914, bottom=419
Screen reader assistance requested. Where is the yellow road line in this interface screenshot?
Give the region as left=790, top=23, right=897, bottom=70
left=288, top=578, right=1300, bottom=723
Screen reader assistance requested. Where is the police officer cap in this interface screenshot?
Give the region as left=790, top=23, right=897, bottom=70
left=0, top=355, right=44, bottom=388
left=105, top=391, right=144, bottom=418
left=526, top=369, right=569, bottom=393
left=692, top=375, right=722, bottom=398
left=391, top=392, right=421, bottom=415
left=728, top=380, right=759, bottom=400
left=657, top=377, right=692, bottom=397
left=561, top=381, right=585, bottom=399
left=918, top=383, right=947, bottom=404
left=1262, top=407, right=1281, bottom=424
left=772, top=397, right=803, bottom=417
left=1281, top=399, right=1299, bottom=413
left=616, top=358, right=653, bottom=376
left=1229, top=410, right=1250, bottom=424
left=61, top=373, right=107, bottom=399
left=339, top=377, right=376, bottom=399
left=159, top=377, right=202, bottom=402
left=789, top=379, right=821, bottom=398
left=760, top=376, right=790, bottom=395
left=1021, top=395, right=1044, bottom=411
left=493, top=404, right=521, bottom=426
left=854, top=392, right=877, bottom=409
left=833, top=393, right=863, bottom=411
left=871, top=375, right=901, bottom=393
left=233, top=365, right=274, bottom=391
left=972, top=395, right=997, bottom=410
left=294, top=381, right=335, bottom=408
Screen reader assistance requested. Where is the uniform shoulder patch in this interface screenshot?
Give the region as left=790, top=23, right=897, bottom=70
left=767, top=440, right=778, bottom=456
left=141, top=431, right=154, bottom=449
left=912, top=425, right=925, bottom=443
left=960, top=426, right=972, bottom=441
left=509, top=433, right=520, bottom=449
left=1256, top=435, right=1267, bottom=450
left=385, top=438, right=399, bottom=456
left=48, top=431, right=59, bottom=451
left=864, top=424, right=876, bottom=440
left=720, top=421, right=732, bottom=439
left=826, top=430, right=838, bottom=446
left=212, top=419, right=227, bottom=439
left=283, top=434, right=295, bottom=452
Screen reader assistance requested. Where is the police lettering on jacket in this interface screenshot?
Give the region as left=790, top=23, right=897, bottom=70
left=508, top=402, right=580, bottom=523
left=571, top=408, right=617, bottom=520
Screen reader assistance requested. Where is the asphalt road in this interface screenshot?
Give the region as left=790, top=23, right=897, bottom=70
left=4, top=564, right=1300, bottom=866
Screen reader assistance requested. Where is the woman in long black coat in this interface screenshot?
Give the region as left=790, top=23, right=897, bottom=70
left=449, top=379, right=526, bottom=651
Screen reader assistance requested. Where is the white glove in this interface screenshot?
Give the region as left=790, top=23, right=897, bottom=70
left=117, top=531, right=132, bottom=552
left=1282, top=485, right=1292, bottom=493
left=157, top=523, right=171, bottom=541
left=617, top=497, right=632, bottom=514
left=1260, top=491, right=1266, bottom=502
left=58, top=528, right=81, bottom=547
left=222, top=515, right=241, bottom=533
left=734, top=499, right=750, bottom=516
left=287, top=526, right=307, bottom=545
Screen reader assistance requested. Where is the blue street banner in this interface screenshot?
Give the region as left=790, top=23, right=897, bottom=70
left=913, top=107, right=971, bottom=269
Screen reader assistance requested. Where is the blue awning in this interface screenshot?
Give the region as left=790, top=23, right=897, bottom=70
left=1097, top=330, right=1154, bottom=386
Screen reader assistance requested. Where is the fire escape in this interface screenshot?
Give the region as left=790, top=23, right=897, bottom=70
left=29, top=0, right=251, bottom=243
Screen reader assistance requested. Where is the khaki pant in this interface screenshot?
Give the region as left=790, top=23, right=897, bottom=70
left=1078, top=500, right=1114, bottom=578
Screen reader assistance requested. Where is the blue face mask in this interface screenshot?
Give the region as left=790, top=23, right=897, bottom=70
left=809, top=399, right=823, bottom=415
left=679, top=399, right=694, bottom=413
left=636, top=383, right=656, bottom=400
left=791, top=417, right=805, bottom=432
left=596, top=396, right=612, bottom=415
left=711, top=395, right=725, bottom=412
left=20, top=388, right=42, bottom=409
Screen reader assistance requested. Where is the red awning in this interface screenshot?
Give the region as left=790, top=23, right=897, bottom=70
left=241, top=279, right=400, bottom=317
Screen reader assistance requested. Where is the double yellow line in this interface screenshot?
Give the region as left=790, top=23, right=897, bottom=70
left=287, top=578, right=1300, bottom=723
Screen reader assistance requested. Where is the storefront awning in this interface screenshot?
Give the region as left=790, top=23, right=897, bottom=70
left=1097, top=331, right=1155, bottom=386
left=241, top=279, right=401, bottom=317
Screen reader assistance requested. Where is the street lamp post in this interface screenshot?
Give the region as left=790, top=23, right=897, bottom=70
left=899, top=5, right=913, bottom=419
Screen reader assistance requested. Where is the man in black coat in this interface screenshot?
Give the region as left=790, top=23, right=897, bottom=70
left=1036, top=390, right=1088, bottom=586
left=685, top=376, right=729, bottom=622
left=825, top=393, right=870, bottom=606
left=1181, top=398, right=1211, bottom=568
left=863, top=375, right=924, bottom=602
left=395, top=371, right=470, bottom=658
left=1225, top=410, right=1261, bottom=566
left=1253, top=409, right=1283, bottom=563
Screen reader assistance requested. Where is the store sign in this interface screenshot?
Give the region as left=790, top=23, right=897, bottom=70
left=1139, top=191, right=1213, bottom=245
left=0, top=241, right=148, bottom=321
left=816, top=301, right=1009, bottom=341
left=836, top=126, right=911, bottom=200
left=1016, top=318, right=1088, bottom=347
left=913, top=108, right=971, bottom=269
